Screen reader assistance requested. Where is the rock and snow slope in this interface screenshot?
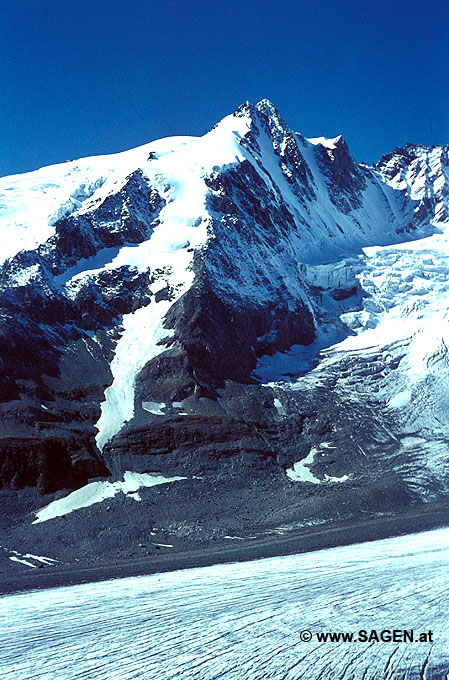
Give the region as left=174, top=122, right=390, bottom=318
left=0, top=100, right=448, bottom=541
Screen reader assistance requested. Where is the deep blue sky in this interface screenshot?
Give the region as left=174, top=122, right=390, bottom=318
left=1, top=0, right=448, bottom=178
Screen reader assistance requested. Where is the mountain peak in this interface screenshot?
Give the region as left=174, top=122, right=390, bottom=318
left=233, top=100, right=256, bottom=118
left=232, top=98, right=285, bottom=129
left=255, top=98, right=280, bottom=115
left=254, top=98, right=290, bottom=131
left=307, top=134, right=344, bottom=150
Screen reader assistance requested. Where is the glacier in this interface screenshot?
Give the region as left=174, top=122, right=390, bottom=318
left=1, top=527, right=449, bottom=679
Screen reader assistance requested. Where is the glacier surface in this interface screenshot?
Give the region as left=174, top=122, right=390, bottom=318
left=1, top=527, right=449, bottom=679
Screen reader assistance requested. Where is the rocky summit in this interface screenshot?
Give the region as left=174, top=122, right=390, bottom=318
left=1, top=100, right=448, bottom=572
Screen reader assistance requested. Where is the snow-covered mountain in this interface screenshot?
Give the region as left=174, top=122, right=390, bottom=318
left=1, top=100, right=448, bottom=567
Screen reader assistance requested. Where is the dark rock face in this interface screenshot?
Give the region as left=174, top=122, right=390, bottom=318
left=39, top=169, right=165, bottom=272
left=102, top=380, right=311, bottom=480
left=124, top=147, right=316, bottom=442
left=255, top=100, right=316, bottom=202
left=0, top=436, right=108, bottom=493
left=205, top=160, right=298, bottom=239
left=315, top=137, right=367, bottom=213
left=0, top=326, right=112, bottom=490
left=162, top=272, right=314, bottom=388
left=0, top=315, right=60, bottom=403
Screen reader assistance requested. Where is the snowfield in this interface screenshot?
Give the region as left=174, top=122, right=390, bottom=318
left=1, top=527, right=449, bottom=679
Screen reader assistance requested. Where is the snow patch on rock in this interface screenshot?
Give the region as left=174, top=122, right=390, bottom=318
left=388, top=390, right=412, bottom=409
left=33, top=471, right=187, bottom=523
left=142, top=401, right=166, bottom=415
left=286, top=445, right=349, bottom=484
